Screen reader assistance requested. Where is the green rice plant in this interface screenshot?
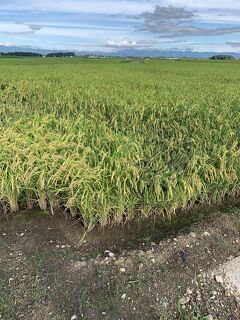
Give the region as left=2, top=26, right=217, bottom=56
left=0, top=57, right=239, bottom=227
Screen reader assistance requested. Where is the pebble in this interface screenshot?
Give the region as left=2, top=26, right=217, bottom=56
left=186, top=288, right=193, bottom=295
left=71, top=316, right=78, bottom=320
left=121, top=294, right=126, bottom=299
left=108, top=252, right=115, bottom=258
left=189, top=232, right=196, bottom=238
left=74, top=261, right=87, bottom=270
left=105, top=250, right=115, bottom=258
left=8, top=277, right=14, bottom=283
left=119, top=268, right=126, bottom=273
left=196, top=294, right=202, bottom=301
left=178, top=295, right=190, bottom=305
left=202, top=231, right=211, bottom=237
left=205, top=315, right=213, bottom=320
left=139, top=263, right=144, bottom=270
left=215, top=274, right=224, bottom=284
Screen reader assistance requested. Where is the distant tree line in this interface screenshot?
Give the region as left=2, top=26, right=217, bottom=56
left=209, top=55, right=235, bottom=60
left=0, top=52, right=42, bottom=57
left=46, top=52, right=75, bottom=57
left=0, top=51, right=76, bottom=58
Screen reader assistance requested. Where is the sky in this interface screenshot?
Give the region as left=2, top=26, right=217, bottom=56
left=1, top=0, right=240, bottom=53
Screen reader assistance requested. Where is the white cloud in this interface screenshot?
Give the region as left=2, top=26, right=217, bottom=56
left=0, top=22, right=30, bottom=33
left=107, top=39, right=137, bottom=47
left=1, top=0, right=240, bottom=18
left=1, top=0, right=240, bottom=53
left=0, top=0, right=153, bottom=15
left=181, top=41, right=240, bottom=52
left=155, top=0, right=240, bottom=10
left=37, top=26, right=126, bottom=39
left=0, top=41, right=16, bottom=47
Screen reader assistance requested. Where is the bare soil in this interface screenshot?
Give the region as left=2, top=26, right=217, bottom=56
left=0, top=201, right=239, bottom=320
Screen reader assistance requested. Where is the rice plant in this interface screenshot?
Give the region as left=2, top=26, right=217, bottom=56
left=0, top=57, right=239, bottom=227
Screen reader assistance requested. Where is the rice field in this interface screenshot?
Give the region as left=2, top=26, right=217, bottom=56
left=0, top=58, right=239, bottom=228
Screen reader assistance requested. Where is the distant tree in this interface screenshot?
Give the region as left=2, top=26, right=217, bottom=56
left=0, top=52, right=42, bottom=57
left=209, top=55, right=235, bottom=61
left=46, top=52, right=75, bottom=57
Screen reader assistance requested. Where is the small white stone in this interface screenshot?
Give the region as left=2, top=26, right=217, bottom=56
left=139, top=263, right=144, bottom=270
left=105, top=250, right=114, bottom=257
left=202, top=231, right=210, bottom=237
left=71, top=315, right=78, bottom=320
left=189, top=232, right=196, bottom=238
left=178, top=295, right=190, bottom=305
left=205, top=315, right=213, bottom=320
left=186, top=288, right=193, bottom=295
left=8, top=278, right=14, bottom=283
left=121, top=294, right=126, bottom=299
left=215, top=274, right=224, bottom=284
left=108, top=252, right=115, bottom=258
left=196, top=294, right=202, bottom=301
left=119, top=268, right=126, bottom=273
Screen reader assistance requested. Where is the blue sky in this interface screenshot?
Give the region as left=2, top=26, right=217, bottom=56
left=0, top=0, right=240, bottom=53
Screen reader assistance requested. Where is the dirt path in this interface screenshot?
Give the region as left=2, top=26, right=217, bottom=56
left=0, top=202, right=239, bottom=320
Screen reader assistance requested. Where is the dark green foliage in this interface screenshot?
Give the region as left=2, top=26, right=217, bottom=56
left=209, top=55, right=235, bottom=60
left=0, top=52, right=43, bottom=57
left=46, top=52, right=76, bottom=57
